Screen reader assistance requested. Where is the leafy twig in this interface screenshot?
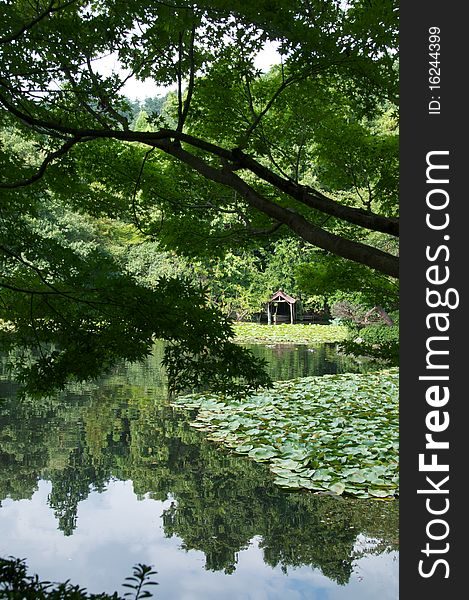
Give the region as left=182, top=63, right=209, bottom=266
left=122, top=563, right=158, bottom=600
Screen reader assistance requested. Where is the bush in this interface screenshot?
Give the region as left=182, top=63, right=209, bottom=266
left=0, top=558, right=158, bottom=599
left=335, top=309, right=399, bottom=365
left=340, top=321, right=399, bottom=365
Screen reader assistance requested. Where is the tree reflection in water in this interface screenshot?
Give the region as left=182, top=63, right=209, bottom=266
left=0, top=344, right=397, bottom=586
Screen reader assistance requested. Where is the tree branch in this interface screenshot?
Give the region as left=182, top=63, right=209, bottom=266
left=61, top=64, right=110, bottom=128
left=230, top=149, right=399, bottom=236
left=0, top=0, right=78, bottom=46
left=0, top=136, right=83, bottom=189
left=131, top=147, right=156, bottom=236
left=177, top=31, right=184, bottom=131
left=154, top=140, right=399, bottom=277
left=238, top=76, right=297, bottom=147
left=0, top=96, right=399, bottom=253
left=85, top=57, right=129, bottom=130
left=176, top=24, right=196, bottom=133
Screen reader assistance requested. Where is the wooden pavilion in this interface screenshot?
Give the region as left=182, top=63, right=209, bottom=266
left=267, top=290, right=297, bottom=325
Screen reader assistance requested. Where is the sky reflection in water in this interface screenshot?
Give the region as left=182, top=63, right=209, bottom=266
left=1, top=480, right=398, bottom=600
left=0, top=343, right=398, bottom=599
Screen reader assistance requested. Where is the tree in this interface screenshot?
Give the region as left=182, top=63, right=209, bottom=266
left=0, top=366, right=398, bottom=579
left=1, top=0, right=398, bottom=273
left=0, top=185, right=271, bottom=393
left=0, top=0, right=399, bottom=391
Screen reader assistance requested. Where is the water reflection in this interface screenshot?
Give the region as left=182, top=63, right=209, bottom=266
left=0, top=343, right=398, bottom=598
left=245, top=342, right=377, bottom=381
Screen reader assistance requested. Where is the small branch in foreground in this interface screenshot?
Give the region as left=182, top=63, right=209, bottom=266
left=176, top=24, right=196, bottom=134
left=0, top=137, right=82, bottom=189
left=131, top=147, right=156, bottom=236
left=0, top=0, right=78, bottom=46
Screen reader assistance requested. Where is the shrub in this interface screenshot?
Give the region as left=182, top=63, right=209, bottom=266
left=0, top=558, right=158, bottom=600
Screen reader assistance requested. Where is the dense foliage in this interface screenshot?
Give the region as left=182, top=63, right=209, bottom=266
left=0, top=180, right=271, bottom=394
left=329, top=298, right=399, bottom=364
left=1, top=1, right=398, bottom=391
left=172, top=368, right=399, bottom=498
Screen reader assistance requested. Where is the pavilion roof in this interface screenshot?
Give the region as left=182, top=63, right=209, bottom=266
left=268, top=290, right=297, bottom=304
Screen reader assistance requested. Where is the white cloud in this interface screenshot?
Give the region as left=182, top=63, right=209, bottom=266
left=0, top=480, right=398, bottom=599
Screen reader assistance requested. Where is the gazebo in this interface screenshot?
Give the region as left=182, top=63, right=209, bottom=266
left=267, top=290, right=297, bottom=325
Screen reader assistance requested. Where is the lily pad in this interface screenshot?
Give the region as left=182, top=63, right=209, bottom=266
left=346, top=472, right=367, bottom=484
left=368, top=488, right=394, bottom=498
left=234, top=444, right=254, bottom=453
left=172, top=368, right=399, bottom=499
left=248, top=447, right=277, bottom=461
left=328, top=482, right=346, bottom=495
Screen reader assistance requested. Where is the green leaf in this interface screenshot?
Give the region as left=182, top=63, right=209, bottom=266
left=328, top=482, right=346, bottom=495
left=248, top=447, right=277, bottom=461
left=368, top=488, right=394, bottom=498
left=172, top=368, right=399, bottom=499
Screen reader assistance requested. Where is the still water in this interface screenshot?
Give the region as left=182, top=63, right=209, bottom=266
left=0, top=343, right=398, bottom=599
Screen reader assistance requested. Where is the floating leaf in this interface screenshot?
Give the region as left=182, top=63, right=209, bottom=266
left=232, top=323, right=348, bottom=345
left=312, top=469, right=334, bottom=482
left=368, top=488, right=394, bottom=498
left=328, top=482, right=346, bottom=495
left=248, top=447, right=277, bottom=460
left=172, top=368, right=399, bottom=499
left=273, top=475, right=304, bottom=488
left=234, top=444, right=254, bottom=453
left=271, top=458, right=303, bottom=471
left=346, top=471, right=367, bottom=484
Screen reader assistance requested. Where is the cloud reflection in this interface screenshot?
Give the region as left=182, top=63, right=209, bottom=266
left=0, top=480, right=397, bottom=599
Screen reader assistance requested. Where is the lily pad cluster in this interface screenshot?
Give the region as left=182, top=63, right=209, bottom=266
left=171, top=369, right=399, bottom=499
left=232, top=323, right=348, bottom=345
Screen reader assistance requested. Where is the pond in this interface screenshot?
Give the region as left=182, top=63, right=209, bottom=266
left=0, top=343, right=398, bottom=599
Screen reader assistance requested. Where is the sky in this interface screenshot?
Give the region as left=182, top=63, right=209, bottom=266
left=97, top=41, right=280, bottom=101
left=0, top=480, right=399, bottom=600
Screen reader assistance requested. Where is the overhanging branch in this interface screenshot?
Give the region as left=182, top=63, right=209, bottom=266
left=154, top=140, right=399, bottom=278
left=0, top=0, right=78, bottom=46
left=0, top=99, right=399, bottom=275
left=0, top=137, right=83, bottom=189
